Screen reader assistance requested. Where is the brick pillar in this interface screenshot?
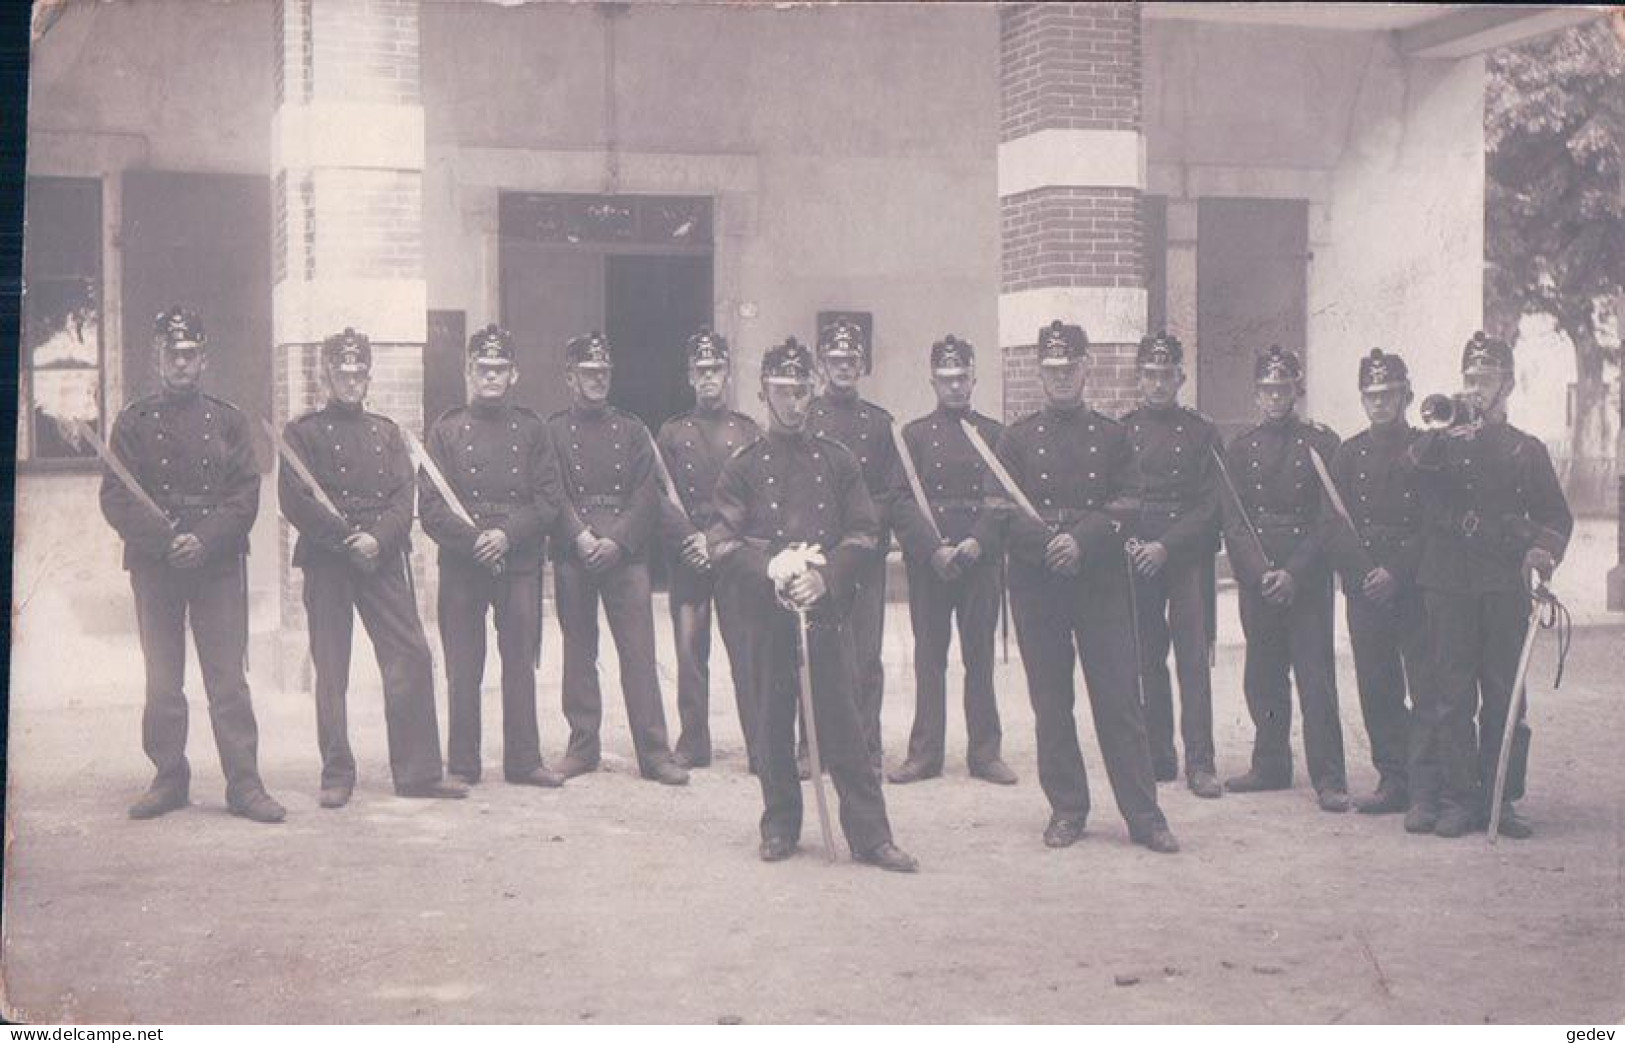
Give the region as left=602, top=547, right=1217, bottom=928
left=272, top=0, right=428, bottom=680
left=998, top=2, right=1146, bottom=421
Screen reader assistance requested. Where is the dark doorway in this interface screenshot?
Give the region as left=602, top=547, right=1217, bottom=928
left=121, top=170, right=273, bottom=458
left=605, top=255, right=711, bottom=433
left=1196, top=198, right=1309, bottom=442
left=499, top=193, right=715, bottom=589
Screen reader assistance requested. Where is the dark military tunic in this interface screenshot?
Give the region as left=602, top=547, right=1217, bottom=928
left=280, top=401, right=446, bottom=793
left=655, top=406, right=762, bottom=768
left=1120, top=402, right=1222, bottom=780
left=546, top=403, right=675, bottom=774
left=888, top=406, right=1007, bottom=773
left=1409, top=420, right=1573, bottom=816
left=1220, top=414, right=1347, bottom=795
left=991, top=404, right=1168, bottom=839
left=807, top=390, right=896, bottom=764
left=99, top=389, right=268, bottom=806
left=708, top=429, right=894, bottom=852
left=420, top=398, right=563, bottom=783
left=1327, top=423, right=1429, bottom=802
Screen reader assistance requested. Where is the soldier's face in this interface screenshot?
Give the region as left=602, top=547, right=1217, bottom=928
left=761, top=381, right=812, bottom=432
left=690, top=362, right=729, bottom=405
left=820, top=352, right=862, bottom=391
left=469, top=361, right=517, bottom=402
left=1361, top=387, right=1407, bottom=427
left=1137, top=367, right=1183, bottom=408
left=567, top=366, right=612, bottom=406
left=1255, top=383, right=1297, bottom=421
left=326, top=366, right=370, bottom=406
left=1040, top=361, right=1085, bottom=406
left=931, top=372, right=974, bottom=411
left=1462, top=370, right=1511, bottom=416
left=156, top=343, right=207, bottom=392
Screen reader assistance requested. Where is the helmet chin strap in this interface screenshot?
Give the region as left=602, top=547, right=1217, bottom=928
left=764, top=382, right=810, bottom=432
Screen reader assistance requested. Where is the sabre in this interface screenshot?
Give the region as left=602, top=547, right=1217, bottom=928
left=644, top=427, right=691, bottom=519
left=644, top=427, right=710, bottom=573
left=402, top=428, right=502, bottom=575
left=1123, top=537, right=1149, bottom=721
left=770, top=546, right=837, bottom=863
left=795, top=608, right=838, bottom=864
left=1488, top=572, right=1567, bottom=843
left=889, top=422, right=944, bottom=546
left=74, top=419, right=174, bottom=531
left=261, top=417, right=350, bottom=531
left=1208, top=444, right=1274, bottom=571
left=1306, top=444, right=1376, bottom=579
left=959, top=418, right=1048, bottom=530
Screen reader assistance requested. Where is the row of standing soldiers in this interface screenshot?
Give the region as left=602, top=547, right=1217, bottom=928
left=99, top=307, right=1571, bottom=867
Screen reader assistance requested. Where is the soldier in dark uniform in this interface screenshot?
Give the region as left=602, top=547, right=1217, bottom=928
left=992, top=321, right=1179, bottom=854
left=1219, top=345, right=1350, bottom=812
left=655, top=327, right=762, bottom=771
left=1408, top=332, right=1572, bottom=839
left=420, top=324, right=566, bottom=789
left=99, top=308, right=285, bottom=823
left=1324, top=349, right=1430, bottom=822
left=547, top=332, right=688, bottom=786
left=280, top=328, right=467, bottom=808
left=808, top=319, right=896, bottom=771
left=708, top=337, right=917, bottom=871
left=1120, top=332, right=1224, bottom=799
left=886, top=335, right=1016, bottom=786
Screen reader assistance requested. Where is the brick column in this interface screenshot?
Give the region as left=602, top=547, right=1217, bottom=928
left=998, top=2, right=1146, bottom=421
left=272, top=0, right=428, bottom=679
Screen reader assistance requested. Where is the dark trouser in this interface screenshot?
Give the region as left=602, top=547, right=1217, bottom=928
left=1346, top=586, right=1430, bottom=797
left=129, top=559, right=265, bottom=805
left=301, top=554, right=445, bottom=792
left=1420, top=587, right=1531, bottom=816
left=669, top=559, right=756, bottom=768
left=438, top=560, right=543, bottom=783
left=850, top=547, right=888, bottom=763
left=553, top=557, right=674, bottom=772
left=735, top=569, right=892, bottom=853
left=901, top=554, right=1003, bottom=772
left=1237, top=570, right=1347, bottom=794
left=1009, top=560, right=1167, bottom=837
left=1133, top=555, right=1216, bottom=777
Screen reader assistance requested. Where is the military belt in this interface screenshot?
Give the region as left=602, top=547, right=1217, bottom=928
left=1254, top=510, right=1309, bottom=529
left=576, top=494, right=626, bottom=509
left=165, top=494, right=222, bottom=509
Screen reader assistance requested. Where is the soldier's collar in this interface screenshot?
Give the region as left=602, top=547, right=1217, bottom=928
left=159, top=385, right=202, bottom=403
left=470, top=396, right=509, bottom=418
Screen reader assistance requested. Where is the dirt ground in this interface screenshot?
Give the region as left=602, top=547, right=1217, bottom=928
left=3, top=577, right=1624, bottom=1024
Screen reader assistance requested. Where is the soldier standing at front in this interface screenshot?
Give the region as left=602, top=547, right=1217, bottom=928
left=1408, top=333, right=1572, bottom=839
left=420, top=324, right=567, bottom=789
left=807, top=319, right=896, bottom=771
left=1219, top=345, right=1350, bottom=812
left=279, top=328, right=466, bottom=807
left=1324, top=349, right=1431, bottom=824
left=991, top=321, right=1178, bottom=854
left=99, top=307, right=285, bottom=823
left=886, top=335, right=1016, bottom=786
left=655, top=327, right=762, bottom=772
left=708, top=338, right=917, bottom=871
left=547, top=332, right=688, bottom=786
left=1119, top=332, right=1223, bottom=800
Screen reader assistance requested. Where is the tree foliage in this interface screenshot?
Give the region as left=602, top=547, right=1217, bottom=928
left=1486, top=14, right=1625, bottom=468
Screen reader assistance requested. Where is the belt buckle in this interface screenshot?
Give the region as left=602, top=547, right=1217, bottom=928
left=1459, top=510, right=1481, bottom=537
